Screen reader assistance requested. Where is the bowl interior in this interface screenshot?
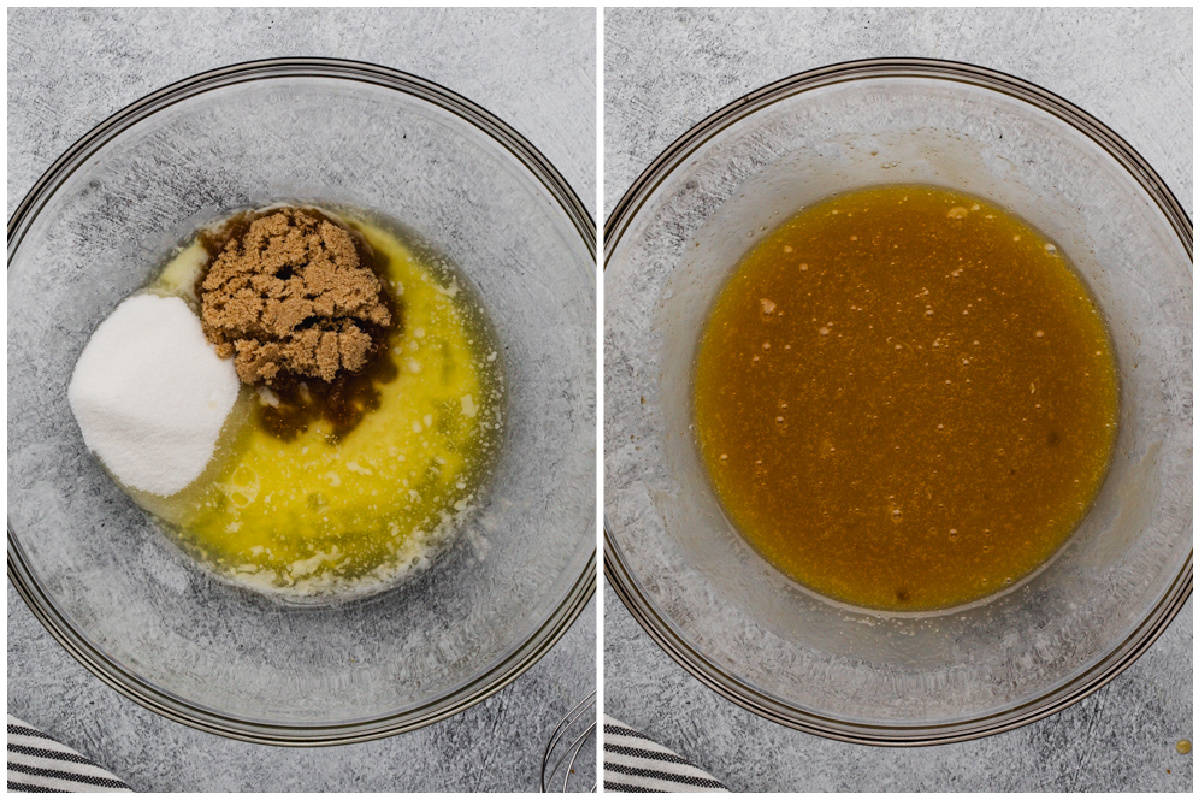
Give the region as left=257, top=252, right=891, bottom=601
left=9, top=70, right=595, bottom=737
left=605, top=71, right=1190, bottom=735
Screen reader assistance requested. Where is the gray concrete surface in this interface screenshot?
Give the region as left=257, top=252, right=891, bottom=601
left=604, top=7, right=1192, bottom=792
left=7, top=8, right=596, bottom=792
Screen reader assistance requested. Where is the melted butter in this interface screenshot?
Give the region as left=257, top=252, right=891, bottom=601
left=141, top=212, right=504, bottom=597
left=693, top=185, right=1118, bottom=611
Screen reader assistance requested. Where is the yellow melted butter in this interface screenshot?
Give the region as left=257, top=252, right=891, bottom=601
left=142, top=213, right=504, bottom=596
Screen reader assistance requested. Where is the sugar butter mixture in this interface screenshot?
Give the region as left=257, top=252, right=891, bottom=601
left=694, top=185, right=1118, bottom=611
left=71, top=206, right=504, bottom=598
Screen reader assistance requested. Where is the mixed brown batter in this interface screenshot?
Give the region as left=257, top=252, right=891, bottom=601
left=693, top=185, right=1118, bottom=611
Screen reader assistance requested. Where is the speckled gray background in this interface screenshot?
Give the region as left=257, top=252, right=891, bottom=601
left=604, top=7, right=1192, bottom=792
left=8, top=8, right=595, bottom=792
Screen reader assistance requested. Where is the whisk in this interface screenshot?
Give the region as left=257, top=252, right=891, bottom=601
left=540, top=690, right=596, bottom=792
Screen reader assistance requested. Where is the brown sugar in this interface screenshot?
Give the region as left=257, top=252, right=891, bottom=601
left=198, top=208, right=392, bottom=385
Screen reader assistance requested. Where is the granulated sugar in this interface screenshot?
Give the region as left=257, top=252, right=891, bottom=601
left=69, top=294, right=239, bottom=496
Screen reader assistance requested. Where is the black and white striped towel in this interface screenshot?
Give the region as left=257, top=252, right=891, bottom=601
left=8, top=717, right=130, bottom=793
left=603, top=716, right=727, bottom=793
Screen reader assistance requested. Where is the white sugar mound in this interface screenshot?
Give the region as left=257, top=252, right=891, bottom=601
left=68, top=294, right=239, bottom=496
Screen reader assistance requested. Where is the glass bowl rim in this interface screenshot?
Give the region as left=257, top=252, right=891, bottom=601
left=603, top=56, right=1192, bottom=746
left=8, top=56, right=596, bottom=746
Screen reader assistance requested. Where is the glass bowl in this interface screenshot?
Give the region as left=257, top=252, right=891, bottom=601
left=8, top=58, right=595, bottom=744
left=604, top=58, right=1190, bottom=744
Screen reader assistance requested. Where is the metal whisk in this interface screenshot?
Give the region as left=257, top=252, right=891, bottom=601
left=540, top=691, right=596, bottom=792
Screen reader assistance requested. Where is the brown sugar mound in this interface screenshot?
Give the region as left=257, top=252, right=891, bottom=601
left=198, top=208, right=393, bottom=385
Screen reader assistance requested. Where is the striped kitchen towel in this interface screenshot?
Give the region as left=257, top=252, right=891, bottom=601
left=8, top=717, right=130, bottom=793
left=603, top=716, right=727, bottom=793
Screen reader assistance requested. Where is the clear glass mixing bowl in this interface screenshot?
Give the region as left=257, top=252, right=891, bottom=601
left=604, top=58, right=1190, bottom=744
left=9, top=58, right=595, bottom=744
